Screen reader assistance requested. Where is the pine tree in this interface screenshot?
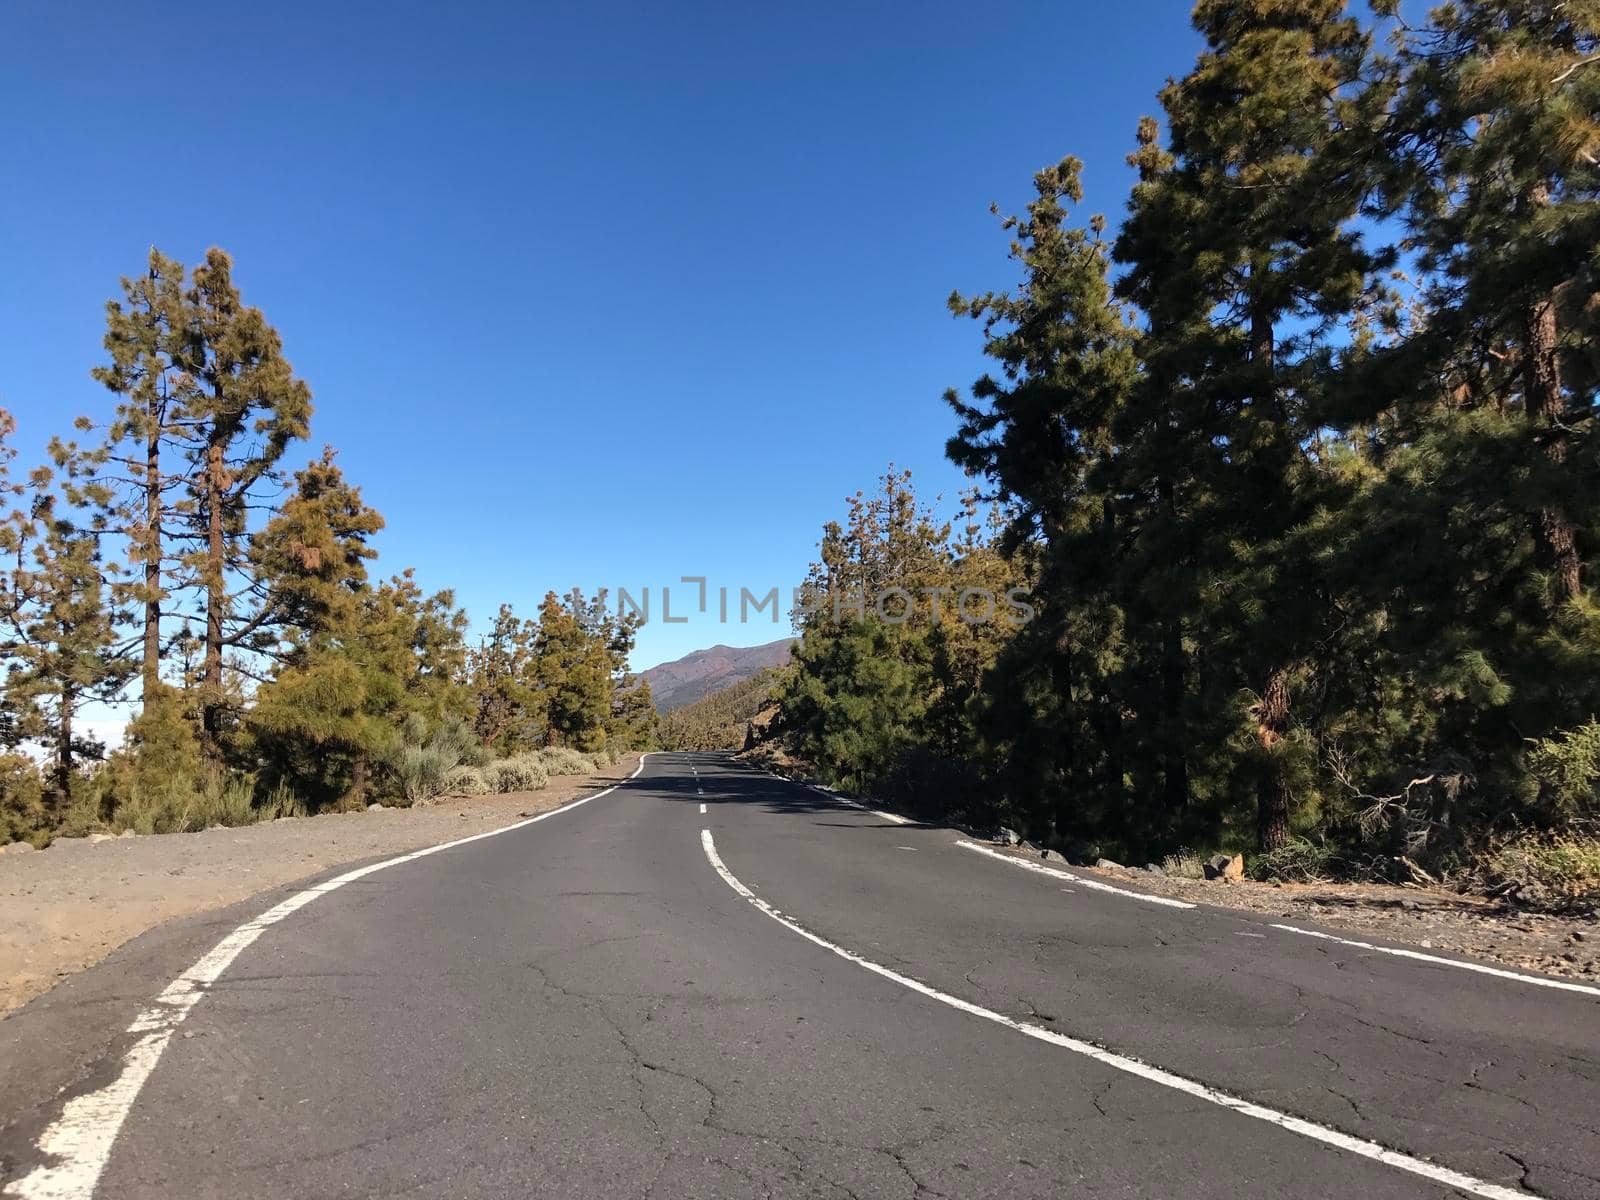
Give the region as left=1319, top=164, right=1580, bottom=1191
left=178, top=249, right=313, bottom=770
left=79, top=248, right=314, bottom=771
left=249, top=447, right=384, bottom=649
left=531, top=591, right=615, bottom=750
left=1334, top=0, right=1600, bottom=822
left=1113, top=0, right=1383, bottom=851
left=0, top=409, right=29, bottom=733
left=3, top=495, right=134, bottom=800
left=246, top=451, right=387, bottom=807
left=946, top=157, right=1142, bottom=844
left=468, top=603, right=542, bottom=753
left=81, top=250, right=195, bottom=698
left=610, top=675, right=659, bottom=750
left=778, top=469, right=1019, bottom=818
left=597, top=598, right=655, bottom=750
left=1379, top=0, right=1598, bottom=602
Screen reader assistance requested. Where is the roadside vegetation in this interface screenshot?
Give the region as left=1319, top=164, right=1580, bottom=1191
left=659, top=669, right=782, bottom=752
left=770, top=0, right=1600, bottom=911
left=0, top=250, right=655, bottom=848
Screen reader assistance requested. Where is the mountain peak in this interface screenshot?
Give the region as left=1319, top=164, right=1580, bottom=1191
left=640, top=637, right=794, bottom=712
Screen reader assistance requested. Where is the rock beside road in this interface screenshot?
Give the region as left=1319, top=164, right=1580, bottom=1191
left=1203, top=853, right=1245, bottom=882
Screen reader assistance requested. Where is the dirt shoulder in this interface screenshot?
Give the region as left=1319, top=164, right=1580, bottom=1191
left=992, top=846, right=1597, bottom=981
left=0, top=755, right=640, bottom=1016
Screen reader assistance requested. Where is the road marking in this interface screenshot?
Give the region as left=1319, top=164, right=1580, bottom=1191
left=1271, top=924, right=1600, bottom=999
left=955, top=840, right=1196, bottom=910
left=960, top=845, right=1598, bottom=999
left=2, top=755, right=656, bottom=1200
left=815, top=787, right=910, bottom=825
left=841, top=800, right=910, bottom=825
left=749, top=761, right=1591, bottom=1001
left=700, top=830, right=1529, bottom=1200
left=699, top=803, right=707, bottom=814
left=758, top=770, right=911, bottom=824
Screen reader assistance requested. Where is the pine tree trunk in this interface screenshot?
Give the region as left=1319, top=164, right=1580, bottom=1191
left=1250, top=294, right=1276, bottom=412
left=1255, top=667, right=1292, bottom=852
left=55, top=686, right=74, bottom=802
left=142, top=395, right=162, bottom=699
left=1527, top=290, right=1580, bottom=601
left=1100, top=701, right=1124, bottom=814
left=1052, top=633, right=1078, bottom=841
left=1249, top=285, right=1292, bottom=853
left=1155, top=478, right=1188, bottom=813
left=1161, top=616, right=1188, bottom=812
left=202, top=436, right=226, bottom=775
left=347, top=754, right=368, bottom=809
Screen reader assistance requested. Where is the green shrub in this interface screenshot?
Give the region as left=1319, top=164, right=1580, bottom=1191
left=259, top=781, right=308, bottom=821
left=1249, top=837, right=1335, bottom=883
left=386, top=713, right=479, bottom=804
left=110, top=780, right=201, bottom=835
left=488, top=756, right=550, bottom=792
left=395, top=743, right=450, bottom=804
left=53, top=782, right=104, bottom=840
left=125, top=684, right=204, bottom=802
left=1, top=755, right=48, bottom=845
left=109, top=772, right=262, bottom=834
left=443, top=764, right=490, bottom=795
left=1527, top=720, right=1600, bottom=819
left=207, top=776, right=258, bottom=827
left=538, top=747, right=596, bottom=776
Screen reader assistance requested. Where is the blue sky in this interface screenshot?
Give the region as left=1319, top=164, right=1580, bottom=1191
left=1, top=0, right=1202, bottom=678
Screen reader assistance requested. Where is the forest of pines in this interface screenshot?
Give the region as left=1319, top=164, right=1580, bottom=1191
left=773, top=0, right=1600, bottom=889
left=0, top=250, right=657, bottom=844
left=3, top=0, right=1598, bottom=902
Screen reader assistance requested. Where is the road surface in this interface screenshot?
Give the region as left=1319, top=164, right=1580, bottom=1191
left=0, top=753, right=1595, bottom=1198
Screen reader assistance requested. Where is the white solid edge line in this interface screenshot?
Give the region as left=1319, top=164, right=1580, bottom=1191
left=756, top=768, right=910, bottom=826
left=1271, top=923, right=1600, bottom=999
left=960, top=843, right=1599, bottom=999
left=797, top=779, right=910, bottom=825
left=2, top=753, right=656, bottom=1200
left=955, top=839, right=1196, bottom=910
left=699, top=829, right=1530, bottom=1200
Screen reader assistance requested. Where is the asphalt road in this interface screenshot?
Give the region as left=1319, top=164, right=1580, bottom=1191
left=1, top=752, right=1596, bottom=1199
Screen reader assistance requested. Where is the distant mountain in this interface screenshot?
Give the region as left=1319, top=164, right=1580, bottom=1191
left=639, top=638, right=794, bottom=712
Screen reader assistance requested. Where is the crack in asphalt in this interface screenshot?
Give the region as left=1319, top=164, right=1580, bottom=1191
left=524, top=954, right=948, bottom=1198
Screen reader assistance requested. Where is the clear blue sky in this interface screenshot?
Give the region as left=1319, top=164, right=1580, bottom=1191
left=1, top=0, right=1202, bottom=675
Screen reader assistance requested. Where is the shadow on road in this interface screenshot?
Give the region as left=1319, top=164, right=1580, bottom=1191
left=642, top=754, right=932, bottom=829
